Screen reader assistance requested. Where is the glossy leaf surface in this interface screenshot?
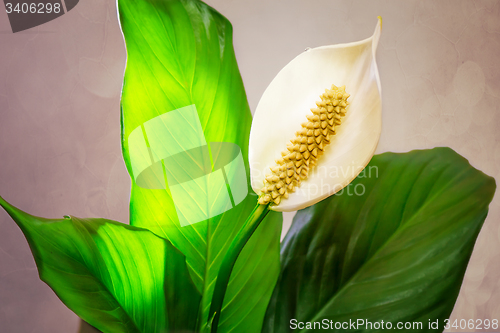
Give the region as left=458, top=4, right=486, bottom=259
left=118, top=0, right=282, bottom=331
left=0, top=197, right=200, bottom=333
left=264, top=148, right=496, bottom=332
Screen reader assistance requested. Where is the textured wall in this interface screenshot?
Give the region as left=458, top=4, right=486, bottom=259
left=0, top=0, right=499, bottom=332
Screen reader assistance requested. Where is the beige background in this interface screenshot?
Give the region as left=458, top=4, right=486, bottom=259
left=0, top=0, right=499, bottom=332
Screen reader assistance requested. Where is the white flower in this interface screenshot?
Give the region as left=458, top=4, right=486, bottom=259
left=249, top=18, right=383, bottom=212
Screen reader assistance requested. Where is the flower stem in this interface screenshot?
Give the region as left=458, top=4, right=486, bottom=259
left=208, top=203, right=271, bottom=333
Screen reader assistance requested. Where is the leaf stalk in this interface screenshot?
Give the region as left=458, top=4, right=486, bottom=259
left=208, top=203, right=271, bottom=333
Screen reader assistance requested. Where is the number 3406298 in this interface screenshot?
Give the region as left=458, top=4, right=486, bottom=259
left=5, top=3, right=61, bottom=14
left=444, top=319, right=498, bottom=330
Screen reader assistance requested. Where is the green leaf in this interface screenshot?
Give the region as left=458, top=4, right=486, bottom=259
left=0, top=196, right=201, bottom=333
left=263, top=148, right=496, bottom=333
left=118, top=0, right=282, bottom=331
left=79, top=321, right=103, bottom=333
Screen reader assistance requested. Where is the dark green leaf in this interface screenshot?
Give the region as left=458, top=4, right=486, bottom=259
left=118, top=0, right=282, bottom=331
left=264, top=148, right=496, bottom=333
left=79, top=321, right=103, bottom=333
left=0, top=197, right=201, bottom=333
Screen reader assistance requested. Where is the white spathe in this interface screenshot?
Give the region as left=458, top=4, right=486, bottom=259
left=249, top=18, right=383, bottom=212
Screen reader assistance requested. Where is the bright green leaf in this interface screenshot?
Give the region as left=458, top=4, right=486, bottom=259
left=117, top=0, right=282, bottom=331
left=263, top=148, right=496, bottom=333
left=0, top=196, right=200, bottom=333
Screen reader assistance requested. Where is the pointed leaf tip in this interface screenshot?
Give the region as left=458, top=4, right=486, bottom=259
left=263, top=148, right=496, bottom=332
left=0, top=196, right=40, bottom=229
left=0, top=198, right=201, bottom=332
left=118, top=0, right=283, bottom=330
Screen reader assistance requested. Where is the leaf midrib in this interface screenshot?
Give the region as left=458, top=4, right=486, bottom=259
left=301, top=162, right=471, bottom=330
left=30, top=219, right=142, bottom=333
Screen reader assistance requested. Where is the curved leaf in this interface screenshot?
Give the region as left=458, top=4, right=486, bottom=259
left=117, top=0, right=282, bottom=331
left=264, top=148, right=496, bottom=332
left=0, top=196, right=200, bottom=333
